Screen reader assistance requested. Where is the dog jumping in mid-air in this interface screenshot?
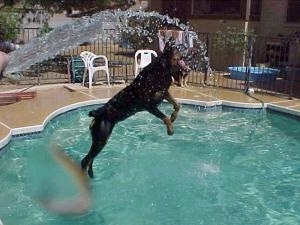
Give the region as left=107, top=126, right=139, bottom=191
left=81, top=44, right=183, bottom=178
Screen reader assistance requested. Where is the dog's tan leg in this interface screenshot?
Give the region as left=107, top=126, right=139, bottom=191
left=164, top=91, right=181, bottom=122
left=147, top=105, right=174, bottom=135
left=183, top=77, right=187, bottom=87
left=163, top=116, right=174, bottom=135
left=179, top=76, right=184, bottom=87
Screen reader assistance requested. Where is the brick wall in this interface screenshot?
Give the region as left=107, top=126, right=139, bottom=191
left=259, top=0, right=300, bottom=37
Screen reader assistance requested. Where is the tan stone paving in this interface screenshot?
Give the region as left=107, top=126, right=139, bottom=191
left=271, top=99, right=300, bottom=107
left=0, top=86, right=96, bottom=129
left=0, top=124, right=10, bottom=140
left=0, top=83, right=299, bottom=149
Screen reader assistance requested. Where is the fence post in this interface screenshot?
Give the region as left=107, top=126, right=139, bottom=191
left=37, top=62, right=41, bottom=85
left=288, top=40, right=299, bottom=98
left=245, top=36, right=254, bottom=93
left=204, top=33, right=209, bottom=84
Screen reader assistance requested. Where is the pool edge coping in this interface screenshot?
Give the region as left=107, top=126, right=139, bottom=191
left=0, top=98, right=298, bottom=150
left=0, top=98, right=108, bottom=150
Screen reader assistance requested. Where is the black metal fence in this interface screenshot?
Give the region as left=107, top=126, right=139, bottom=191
left=3, top=28, right=300, bottom=98
left=195, top=33, right=300, bottom=98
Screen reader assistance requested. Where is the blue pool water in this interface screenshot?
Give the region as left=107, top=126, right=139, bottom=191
left=0, top=104, right=300, bottom=225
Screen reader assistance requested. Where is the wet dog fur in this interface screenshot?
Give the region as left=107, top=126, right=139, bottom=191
left=81, top=45, right=182, bottom=178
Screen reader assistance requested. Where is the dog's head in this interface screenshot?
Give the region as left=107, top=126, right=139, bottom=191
left=160, top=40, right=182, bottom=72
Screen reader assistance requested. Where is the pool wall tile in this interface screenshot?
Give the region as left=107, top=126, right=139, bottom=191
left=222, top=100, right=264, bottom=109
left=267, top=103, right=300, bottom=117
left=177, top=98, right=222, bottom=107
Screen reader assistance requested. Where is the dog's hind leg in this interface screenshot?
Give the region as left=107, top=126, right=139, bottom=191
left=164, top=91, right=180, bottom=123
left=81, top=119, right=114, bottom=178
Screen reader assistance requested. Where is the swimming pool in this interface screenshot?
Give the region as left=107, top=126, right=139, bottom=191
left=228, top=66, right=280, bottom=82
left=0, top=104, right=299, bottom=225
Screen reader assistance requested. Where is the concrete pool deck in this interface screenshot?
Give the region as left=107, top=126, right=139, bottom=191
left=1, top=83, right=300, bottom=149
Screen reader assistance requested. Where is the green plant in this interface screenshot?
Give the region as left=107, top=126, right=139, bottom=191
left=212, top=26, right=256, bottom=54
left=0, top=7, right=23, bottom=41
left=38, top=21, right=53, bottom=36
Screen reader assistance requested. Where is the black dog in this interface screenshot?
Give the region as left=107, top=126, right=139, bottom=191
left=81, top=46, right=182, bottom=178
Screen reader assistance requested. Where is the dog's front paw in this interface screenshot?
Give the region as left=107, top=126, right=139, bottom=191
left=167, top=125, right=174, bottom=135
left=163, top=117, right=174, bottom=135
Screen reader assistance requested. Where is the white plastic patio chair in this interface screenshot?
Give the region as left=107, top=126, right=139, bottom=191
left=80, top=51, right=94, bottom=84
left=134, top=49, right=158, bottom=77
left=80, top=51, right=110, bottom=89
